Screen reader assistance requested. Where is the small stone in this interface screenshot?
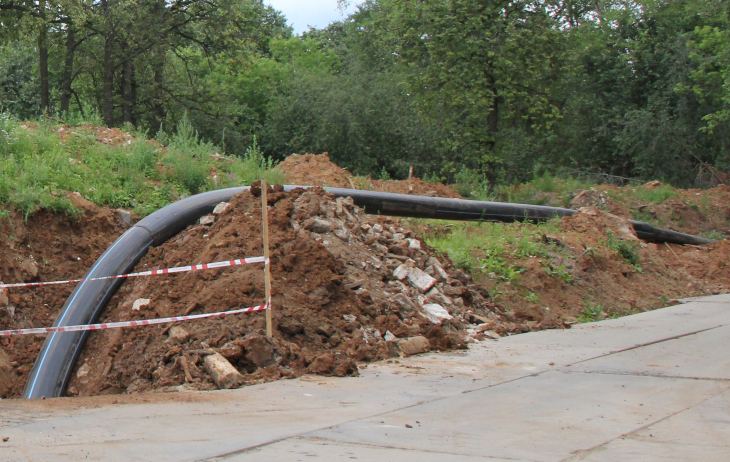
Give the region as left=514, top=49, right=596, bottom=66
left=204, top=353, right=243, bottom=389
left=396, top=336, right=430, bottom=356
left=241, top=335, right=276, bottom=368
left=168, top=325, right=190, bottom=343
left=219, top=341, right=243, bottom=359
left=19, top=259, right=38, bottom=280
left=407, top=267, right=437, bottom=293
left=117, top=209, right=132, bottom=225
left=467, top=313, right=490, bottom=324
left=343, top=314, right=357, bottom=323
left=200, top=215, right=215, bottom=225
left=372, top=223, right=384, bottom=233
left=384, top=330, right=397, bottom=342
left=132, top=298, right=150, bottom=311
left=333, top=227, right=349, bottom=240
left=213, top=202, right=229, bottom=215
left=421, top=303, right=453, bottom=324
left=311, top=219, right=333, bottom=234
left=407, top=239, right=421, bottom=251
left=76, top=363, right=90, bottom=378
left=426, top=263, right=449, bottom=282
left=393, top=264, right=410, bottom=281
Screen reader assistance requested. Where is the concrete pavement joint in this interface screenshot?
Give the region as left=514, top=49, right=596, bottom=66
left=558, top=386, right=730, bottom=462
left=566, top=324, right=725, bottom=367
left=561, top=369, right=730, bottom=382
left=259, top=436, right=534, bottom=461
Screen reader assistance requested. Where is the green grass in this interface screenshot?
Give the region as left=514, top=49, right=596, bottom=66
left=607, top=184, right=677, bottom=205
left=0, top=113, right=283, bottom=219
left=492, top=174, right=592, bottom=206
left=605, top=231, right=642, bottom=271
left=422, top=219, right=570, bottom=284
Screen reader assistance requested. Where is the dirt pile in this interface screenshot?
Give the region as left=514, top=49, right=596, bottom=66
left=466, top=206, right=730, bottom=327
left=0, top=197, right=129, bottom=398
left=557, top=182, right=730, bottom=239
left=278, top=153, right=462, bottom=198
left=68, top=186, right=513, bottom=396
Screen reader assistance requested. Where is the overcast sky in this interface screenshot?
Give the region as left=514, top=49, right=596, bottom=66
left=265, top=0, right=359, bottom=34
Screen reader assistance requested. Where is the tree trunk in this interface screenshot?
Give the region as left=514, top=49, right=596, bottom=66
left=38, top=0, right=49, bottom=114
left=121, top=59, right=135, bottom=124
left=60, top=27, right=76, bottom=116
left=101, top=0, right=115, bottom=126
left=152, top=50, right=166, bottom=131
left=102, top=34, right=115, bottom=126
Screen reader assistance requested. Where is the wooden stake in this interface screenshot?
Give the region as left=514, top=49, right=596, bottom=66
left=261, top=179, right=273, bottom=338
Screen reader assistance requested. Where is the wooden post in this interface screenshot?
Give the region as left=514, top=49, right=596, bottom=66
left=261, top=179, right=273, bottom=338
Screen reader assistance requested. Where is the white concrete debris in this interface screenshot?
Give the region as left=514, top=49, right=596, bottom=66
left=204, top=353, right=244, bottom=389
left=168, top=326, right=190, bottom=343
left=132, top=298, right=151, bottom=311
left=200, top=215, right=215, bottom=225
left=311, top=219, right=333, bottom=234
left=393, top=264, right=410, bottom=281
left=213, top=202, right=229, bottom=215
left=422, top=303, right=453, bottom=324
left=407, top=267, right=437, bottom=293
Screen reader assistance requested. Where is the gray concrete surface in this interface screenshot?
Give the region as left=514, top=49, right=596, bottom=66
left=1, top=297, right=729, bottom=461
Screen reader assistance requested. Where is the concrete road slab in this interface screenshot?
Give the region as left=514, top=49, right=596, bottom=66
left=1, top=297, right=729, bottom=461
left=566, top=324, right=730, bottom=380
left=307, top=371, right=729, bottom=462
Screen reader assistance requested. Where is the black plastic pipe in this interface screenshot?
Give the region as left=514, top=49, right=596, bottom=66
left=23, top=186, right=716, bottom=398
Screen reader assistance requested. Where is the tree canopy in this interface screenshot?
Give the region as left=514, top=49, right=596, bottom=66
left=1, top=0, right=729, bottom=187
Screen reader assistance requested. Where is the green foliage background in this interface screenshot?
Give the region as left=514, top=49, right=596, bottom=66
left=2, top=0, right=730, bottom=188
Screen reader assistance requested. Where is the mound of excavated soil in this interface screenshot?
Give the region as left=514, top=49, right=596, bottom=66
left=466, top=207, right=730, bottom=327
left=68, top=186, right=516, bottom=397
left=278, top=153, right=462, bottom=198
left=537, top=181, right=730, bottom=239
left=0, top=195, right=129, bottom=398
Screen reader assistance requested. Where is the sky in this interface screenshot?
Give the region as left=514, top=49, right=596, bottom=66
left=265, top=0, right=359, bottom=35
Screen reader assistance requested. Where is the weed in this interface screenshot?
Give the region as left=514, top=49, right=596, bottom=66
left=577, top=303, right=605, bottom=323
left=605, top=231, right=642, bottom=270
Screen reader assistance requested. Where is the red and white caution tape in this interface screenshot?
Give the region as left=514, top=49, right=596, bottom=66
left=0, top=303, right=270, bottom=337
left=0, top=256, right=268, bottom=289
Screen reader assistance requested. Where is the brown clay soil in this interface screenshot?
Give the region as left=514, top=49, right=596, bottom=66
left=0, top=195, right=128, bottom=398
left=278, top=153, right=462, bottom=198
left=426, top=206, right=730, bottom=329
left=1, top=150, right=729, bottom=398
left=67, top=186, right=510, bottom=396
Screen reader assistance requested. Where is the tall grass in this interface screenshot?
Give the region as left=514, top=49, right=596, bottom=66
left=0, top=112, right=283, bottom=219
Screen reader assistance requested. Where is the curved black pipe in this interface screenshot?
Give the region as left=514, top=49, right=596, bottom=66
left=23, top=186, right=716, bottom=398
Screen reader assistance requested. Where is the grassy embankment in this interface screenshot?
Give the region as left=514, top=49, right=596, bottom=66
left=0, top=113, right=283, bottom=219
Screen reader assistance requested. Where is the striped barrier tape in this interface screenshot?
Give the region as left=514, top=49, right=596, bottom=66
left=0, top=303, right=270, bottom=337
left=0, top=256, right=268, bottom=289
